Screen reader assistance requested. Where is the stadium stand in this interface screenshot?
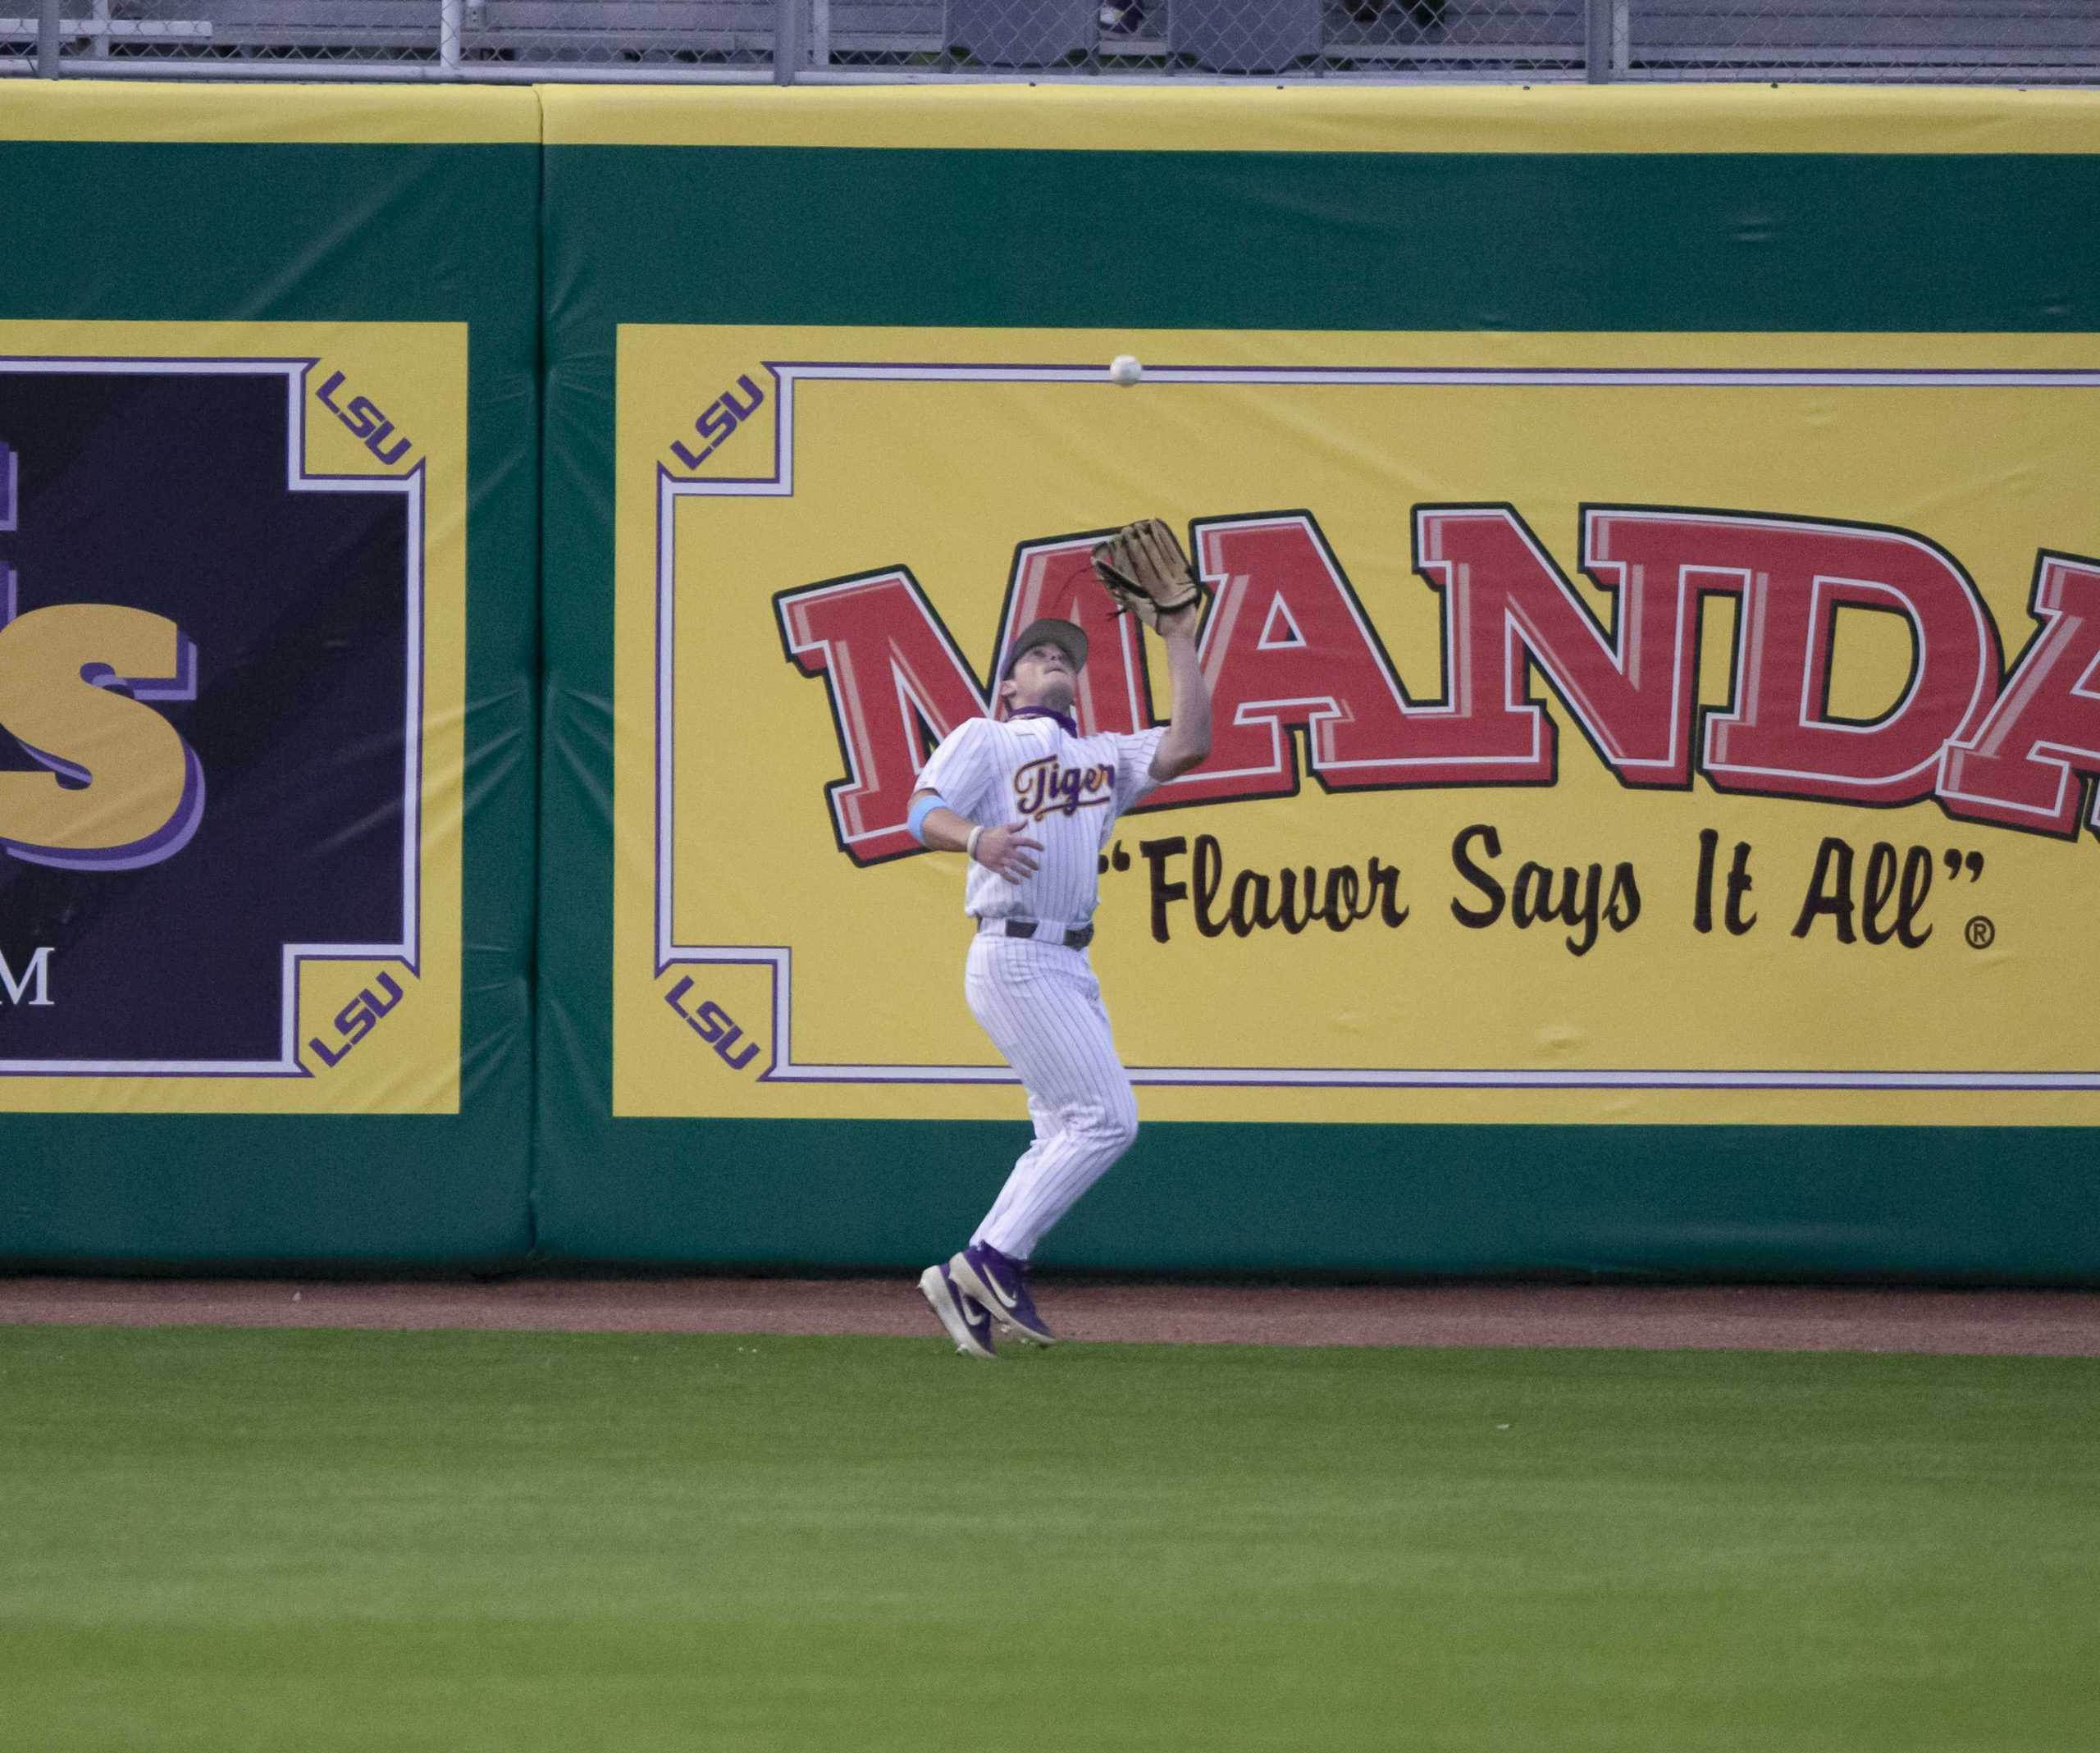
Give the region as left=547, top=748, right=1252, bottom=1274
left=3, top=0, right=2096, bottom=80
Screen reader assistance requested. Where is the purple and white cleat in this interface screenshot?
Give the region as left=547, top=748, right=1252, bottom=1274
left=919, top=1262, right=997, bottom=1360
left=950, top=1242, right=1057, bottom=1346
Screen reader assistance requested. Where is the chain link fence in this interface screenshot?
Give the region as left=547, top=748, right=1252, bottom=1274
left=3, top=1, right=2098, bottom=81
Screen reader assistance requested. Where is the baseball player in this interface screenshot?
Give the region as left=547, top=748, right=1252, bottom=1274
left=909, top=521, right=1213, bottom=1358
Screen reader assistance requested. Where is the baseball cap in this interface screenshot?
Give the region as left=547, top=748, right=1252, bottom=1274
left=1002, top=618, right=1089, bottom=679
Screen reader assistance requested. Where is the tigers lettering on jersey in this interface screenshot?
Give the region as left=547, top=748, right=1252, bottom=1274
left=914, top=715, right=1166, bottom=925
left=1014, top=755, right=1116, bottom=820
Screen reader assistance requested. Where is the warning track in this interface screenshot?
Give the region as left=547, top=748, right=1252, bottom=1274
left=2, top=1276, right=2097, bottom=1356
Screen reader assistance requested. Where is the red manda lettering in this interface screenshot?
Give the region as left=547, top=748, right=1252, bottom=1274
left=774, top=509, right=2100, bottom=861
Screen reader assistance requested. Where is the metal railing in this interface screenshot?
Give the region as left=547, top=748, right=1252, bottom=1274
left=4, top=1, right=2098, bottom=83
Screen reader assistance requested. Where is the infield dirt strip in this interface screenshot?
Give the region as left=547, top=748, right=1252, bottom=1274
left=2, top=1278, right=2097, bottom=1357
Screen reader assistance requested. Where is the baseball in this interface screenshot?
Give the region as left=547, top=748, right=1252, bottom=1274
left=1108, top=354, right=1144, bottom=386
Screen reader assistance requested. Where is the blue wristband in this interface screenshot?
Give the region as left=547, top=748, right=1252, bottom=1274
left=906, top=792, right=949, bottom=846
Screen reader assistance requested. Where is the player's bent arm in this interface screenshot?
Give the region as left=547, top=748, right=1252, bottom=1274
left=1148, top=613, right=1213, bottom=781
left=908, top=790, right=979, bottom=856
left=909, top=789, right=1043, bottom=883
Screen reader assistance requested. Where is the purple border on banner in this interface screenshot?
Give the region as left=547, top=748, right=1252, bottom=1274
left=0, top=356, right=426, bottom=1080
left=649, top=358, right=2100, bottom=1093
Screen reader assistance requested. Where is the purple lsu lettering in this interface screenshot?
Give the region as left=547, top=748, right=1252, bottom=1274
left=307, top=970, right=406, bottom=1069
left=314, top=370, right=413, bottom=467
left=669, top=373, right=766, bottom=471
left=1013, top=755, right=1116, bottom=821
left=664, top=975, right=761, bottom=1071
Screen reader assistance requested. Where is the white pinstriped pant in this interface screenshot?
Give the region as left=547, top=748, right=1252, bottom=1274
left=964, top=930, right=1140, bottom=1262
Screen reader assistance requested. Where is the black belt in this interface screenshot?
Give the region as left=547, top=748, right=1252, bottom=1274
left=979, top=917, right=1094, bottom=950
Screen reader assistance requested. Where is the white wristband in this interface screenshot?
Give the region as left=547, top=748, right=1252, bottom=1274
left=966, top=824, right=985, bottom=862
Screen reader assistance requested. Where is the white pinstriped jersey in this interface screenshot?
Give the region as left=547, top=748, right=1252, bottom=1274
left=916, top=711, right=1167, bottom=926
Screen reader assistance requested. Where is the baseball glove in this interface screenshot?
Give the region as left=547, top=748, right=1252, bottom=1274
left=1091, top=519, right=1203, bottom=630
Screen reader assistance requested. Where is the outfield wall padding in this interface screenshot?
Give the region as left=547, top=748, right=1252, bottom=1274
left=533, top=84, right=2100, bottom=1281
left=4, top=82, right=2098, bottom=1281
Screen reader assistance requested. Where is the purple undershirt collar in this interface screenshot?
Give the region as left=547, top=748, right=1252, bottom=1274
left=1009, top=705, right=1078, bottom=737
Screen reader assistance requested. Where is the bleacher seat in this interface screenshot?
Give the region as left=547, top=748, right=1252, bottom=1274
left=1170, top=0, right=1317, bottom=72
left=474, top=0, right=770, bottom=62
left=201, top=0, right=436, bottom=55
left=944, top=0, right=1094, bottom=67
left=822, top=0, right=946, bottom=61
left=1630, top=0, right=2100, bottom=75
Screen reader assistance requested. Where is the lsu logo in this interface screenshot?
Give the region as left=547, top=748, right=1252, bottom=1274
left=0, top=361, right=418, bottom=1077
left=315, top=370, right=413, bottom=468
left=668, top=372, right=766, bottom=472
left=0, top=441, right=203, bottom=870
left=778, top=509, right=2100, bottom=864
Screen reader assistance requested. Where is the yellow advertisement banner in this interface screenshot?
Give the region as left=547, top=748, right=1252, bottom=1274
left=0, top=322, right=466, bottom=1114
left=614, top=324, right=2100, bottom=1126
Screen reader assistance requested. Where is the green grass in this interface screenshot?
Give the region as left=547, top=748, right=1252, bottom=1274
left=2, top=1326, right=2095, bottom=1753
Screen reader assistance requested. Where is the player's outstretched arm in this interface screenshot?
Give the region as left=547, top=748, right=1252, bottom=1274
left=1148, top=609, right=1212, bottom=782
left=909, top=791, right=1043, bottom=884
